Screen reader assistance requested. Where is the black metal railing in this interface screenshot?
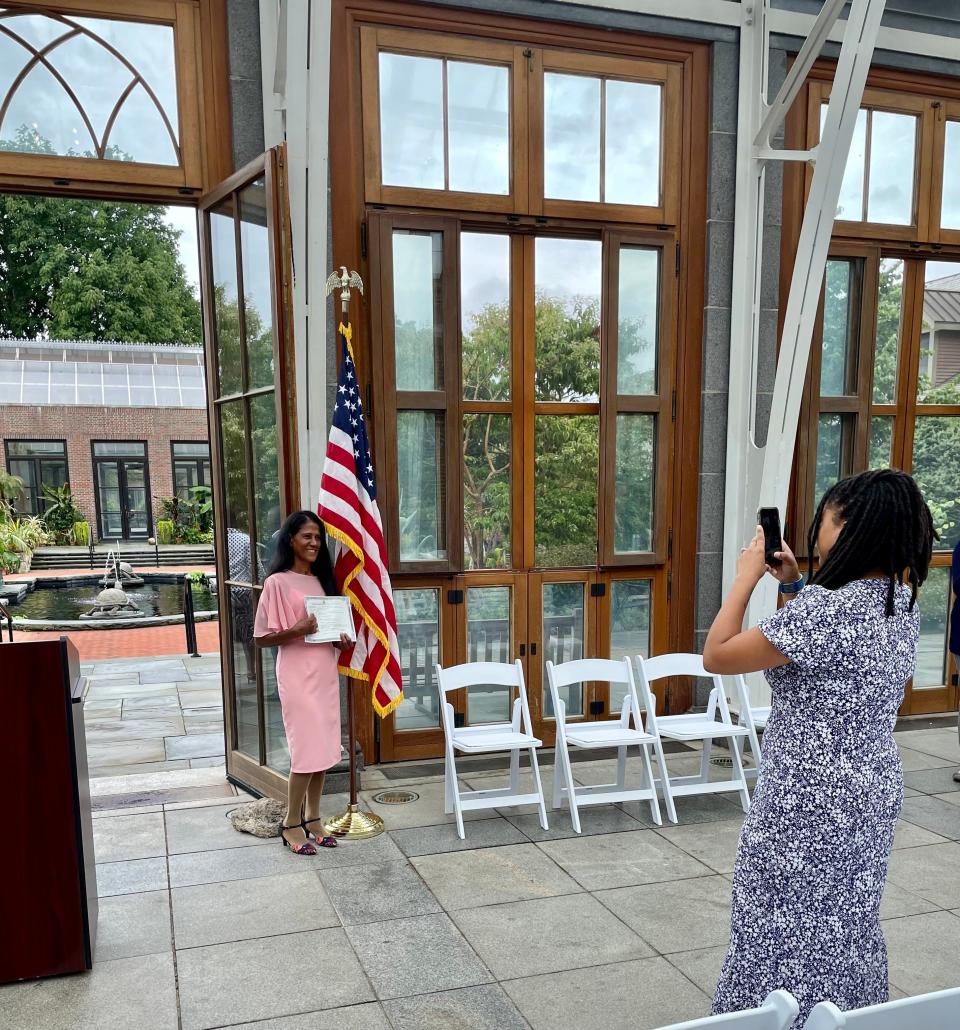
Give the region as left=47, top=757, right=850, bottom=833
left=0, top=601, right=13, bottom=643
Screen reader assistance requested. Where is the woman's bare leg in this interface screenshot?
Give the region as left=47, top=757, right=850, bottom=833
left=303, top=772, right=327, bottom=834
left=283, top=771, right=311, bottom=846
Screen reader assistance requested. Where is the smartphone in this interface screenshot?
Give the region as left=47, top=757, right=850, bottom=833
left=757, top=507, right=783, bottom=567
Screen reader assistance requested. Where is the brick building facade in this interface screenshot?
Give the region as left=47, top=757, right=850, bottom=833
left=0, top=404, right=209, bottom=537
left=0, top=339, right=209, bottom=541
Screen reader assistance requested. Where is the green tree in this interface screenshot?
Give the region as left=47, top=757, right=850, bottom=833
left=0, top=153, right=200, bottom=342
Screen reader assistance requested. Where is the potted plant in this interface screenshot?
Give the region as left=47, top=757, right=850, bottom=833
left=39, top=483, right=84, bottom=544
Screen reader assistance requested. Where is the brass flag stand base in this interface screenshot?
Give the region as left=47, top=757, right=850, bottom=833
left=322, top=803, right=385, bottom=840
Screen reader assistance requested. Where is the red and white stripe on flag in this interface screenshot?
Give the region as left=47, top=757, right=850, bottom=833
left=319, top=323, right=403, bottom=717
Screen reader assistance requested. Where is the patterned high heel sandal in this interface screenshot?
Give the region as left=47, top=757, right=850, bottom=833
left=303, top=818, right=338, bottom=848
left=279, top=822, right=317, bottom=856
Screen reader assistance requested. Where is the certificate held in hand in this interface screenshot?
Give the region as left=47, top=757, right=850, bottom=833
left=304, top=596, right=356, bottom=644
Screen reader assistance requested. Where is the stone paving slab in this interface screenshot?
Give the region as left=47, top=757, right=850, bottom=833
left=382, top=985, right=528, bottom=1030
left=502, top=955, right=710, bottom=1030
left=176, top=928, right=373, bottom=1030
left=92, top=812, right=167, bottom=863
left=345, top=912, right=493, bottom=1000
left=451, top=892, right=654, bottom=979
left=94, top=890, right=172, bottom=961
left=97, top=856, right=169, bottom=897
left=172, top=871, right=340, bottom=949
left=0, top=953, right=178, bottom=1030
left=319, top=860, right=442, bottom=925
left=219, top=1004, right=391, bottom=1029
left=412, top=843, right=583, bottom=910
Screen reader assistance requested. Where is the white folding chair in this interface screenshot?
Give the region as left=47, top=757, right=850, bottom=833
left=546, top=657, right=674, bottom=832
left=636, top=653, right=752, bottom=813
left=435, top=660, right=549, bottom=840
left=656, top=990, right=799, bottom=1029
left=735, top=692, right=770, bottom=780
left=803, top=988, right=960, bottom=1030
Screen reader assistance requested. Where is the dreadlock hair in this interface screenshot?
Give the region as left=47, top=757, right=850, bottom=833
left=807, top=469, right=936, bottom=617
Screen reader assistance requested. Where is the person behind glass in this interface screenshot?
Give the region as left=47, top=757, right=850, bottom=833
left=703, top=469, right=934, bottom=1022
left=254, top=511, right=351, bottom=855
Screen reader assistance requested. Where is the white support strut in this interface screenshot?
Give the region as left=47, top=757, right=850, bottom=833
left=722, top=0, right=888, bottom=704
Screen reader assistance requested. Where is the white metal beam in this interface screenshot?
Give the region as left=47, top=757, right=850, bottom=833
left=723, top=0, right=888, bottom=704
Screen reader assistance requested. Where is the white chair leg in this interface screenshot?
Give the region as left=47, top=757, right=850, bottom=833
left=509, top=748, right=520, bottom=795
left=616, top=745, right=627, bottom=790
left=447, top=747, right=466, bottom=839
left=654, top=739, right=678, bottom=824
left=699, top=736, right=713, bottom=783
left=560, top=745, right=580, bottom=832
left=729, top=734, right=751, bottom=813
left=639, top=743, right=662, bottom=826
left=444, top=751, right=454, bottom=814
left=529, top=746, right=549, bottom=831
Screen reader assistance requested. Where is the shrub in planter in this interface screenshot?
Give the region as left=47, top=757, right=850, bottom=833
left=40, top=483, right=84, bottom=543
left=157, top=520, right=176, bottom=545
left=73, top=520, right=91, bottom=546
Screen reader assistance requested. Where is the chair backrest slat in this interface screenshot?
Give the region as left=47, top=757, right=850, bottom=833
left=657, top=989, right=798, bottom=1029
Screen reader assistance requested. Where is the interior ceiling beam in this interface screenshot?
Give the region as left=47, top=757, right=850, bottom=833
left=723, top=0, right=888, bottom=704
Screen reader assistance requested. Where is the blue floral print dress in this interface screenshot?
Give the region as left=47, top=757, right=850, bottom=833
left=713, top=578, right=919, bottom=1021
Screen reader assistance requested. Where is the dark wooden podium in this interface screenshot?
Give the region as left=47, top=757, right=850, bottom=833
left=0, top=637, right=97, bottom=982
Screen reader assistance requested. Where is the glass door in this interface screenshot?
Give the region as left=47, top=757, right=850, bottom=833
left=123, top=462, right=149, bottom=537
left=199, top=147, right=298, bottom=797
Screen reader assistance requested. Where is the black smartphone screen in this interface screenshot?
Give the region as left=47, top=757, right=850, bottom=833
left=758, top=507, right=783, bottom=567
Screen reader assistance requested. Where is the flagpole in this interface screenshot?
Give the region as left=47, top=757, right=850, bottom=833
left=321, top=268, right=385, bottom=841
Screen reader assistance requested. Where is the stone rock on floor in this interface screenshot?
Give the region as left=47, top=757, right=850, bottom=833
left=228, top=798, right=285, bottom=838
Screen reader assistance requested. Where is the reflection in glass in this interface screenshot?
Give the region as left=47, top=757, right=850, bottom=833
left=822, top=105, right=866, bottom=222
left=615, top=416, right=655, bottom=554
left=394, top=589, right=441, bottom=730
left=915, top=567, right=950, bottom=688
left=230, top=586, right=259, bottom=759
left=544, top=73, right=600, bottom=202
left=379, top=53, right=443, bottom=190
left=617, top=248, right=659, bottom=394
left=262, top=643, right=289, bottom=775
left=535, top=415, right=599, bottom=567
left=448, top=61, right=509, bottom=195
left=605, top=80, right=661, bottom=207
left=393, top=231, right=443, bottom=391
left=219, top=400, right=250, bottom=537
left=210, top=203, right=242, bottom=397
left=868, top=415, right=894, bottom=470
left=873, top=259, right=904, bottom=405
left=461, top=233, right=510, bottom=400
left=815, top=413, right=854, bottom=512
left=466, top=587, right=513, bottom=724
left=397, top=412, right=446, bottom=561
left=239, top=178, right=275, bottom=389
left=821, top=260, right=856, bottom=396
left=942, top=122, right=960, bottom=230
left=543, top=582, right=585, bottom=718
left=463, top=414, right=511, bottom=570
left=868, top=112, right=916, bottom=226
left=534, top=238, right=601, bottom=402
left=911, top=417, right=960, bottom=550
left=250, top=393, right=280, bottom=575
left=609, top=580, right=652, bottom=712
left=918, top=263, right=960, bottom=404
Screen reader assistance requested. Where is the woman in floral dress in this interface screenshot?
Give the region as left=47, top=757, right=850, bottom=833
left=704, top=469, right=935, bottom=1020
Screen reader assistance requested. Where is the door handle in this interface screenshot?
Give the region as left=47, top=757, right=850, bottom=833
left=518, top=643, right=526, bottom=657
left=530, top=642, right=537, bottom=656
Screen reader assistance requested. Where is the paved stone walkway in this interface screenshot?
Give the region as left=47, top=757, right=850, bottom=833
left=82, top=655, right=226, bottom=778
left=3, top=698, right=960, bottom=1030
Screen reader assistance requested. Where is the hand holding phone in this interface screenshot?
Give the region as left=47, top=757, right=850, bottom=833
left=757, top=507, right=783, bottom=568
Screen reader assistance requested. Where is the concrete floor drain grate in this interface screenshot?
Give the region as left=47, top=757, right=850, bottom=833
left=710, top=756, right=734, bottom=768
left=372, top=789, right=419, bottom=805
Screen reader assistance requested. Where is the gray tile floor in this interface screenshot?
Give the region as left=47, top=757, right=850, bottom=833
left=82, top=655, right=226, bottom=779
left=4, top=695, right=960, bottom=1029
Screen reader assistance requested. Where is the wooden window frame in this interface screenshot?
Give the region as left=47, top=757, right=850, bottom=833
left=600, top=229, right=676, bottom=566
left=359, top=24, right=683, bottom=225
left=0, top=0, right=232, bottom=199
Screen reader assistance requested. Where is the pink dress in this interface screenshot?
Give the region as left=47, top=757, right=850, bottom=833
left=254, top=571, right=341, bottom=773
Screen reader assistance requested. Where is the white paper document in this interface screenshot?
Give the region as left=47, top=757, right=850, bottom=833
left=303, top=596, right=356, bottom=644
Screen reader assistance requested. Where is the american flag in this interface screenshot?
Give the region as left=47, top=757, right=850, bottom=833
left=318, top=322, right=403, bottom=716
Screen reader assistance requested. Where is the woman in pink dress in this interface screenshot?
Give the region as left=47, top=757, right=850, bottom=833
left=254, top=511, right=350, bottom=854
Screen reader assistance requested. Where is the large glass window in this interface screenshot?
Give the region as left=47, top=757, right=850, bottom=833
left=91, top=441, right=150, bottom=540
left=172, top=441, right=211, bottom=501
left=5, top=439, right=67, bottom=516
